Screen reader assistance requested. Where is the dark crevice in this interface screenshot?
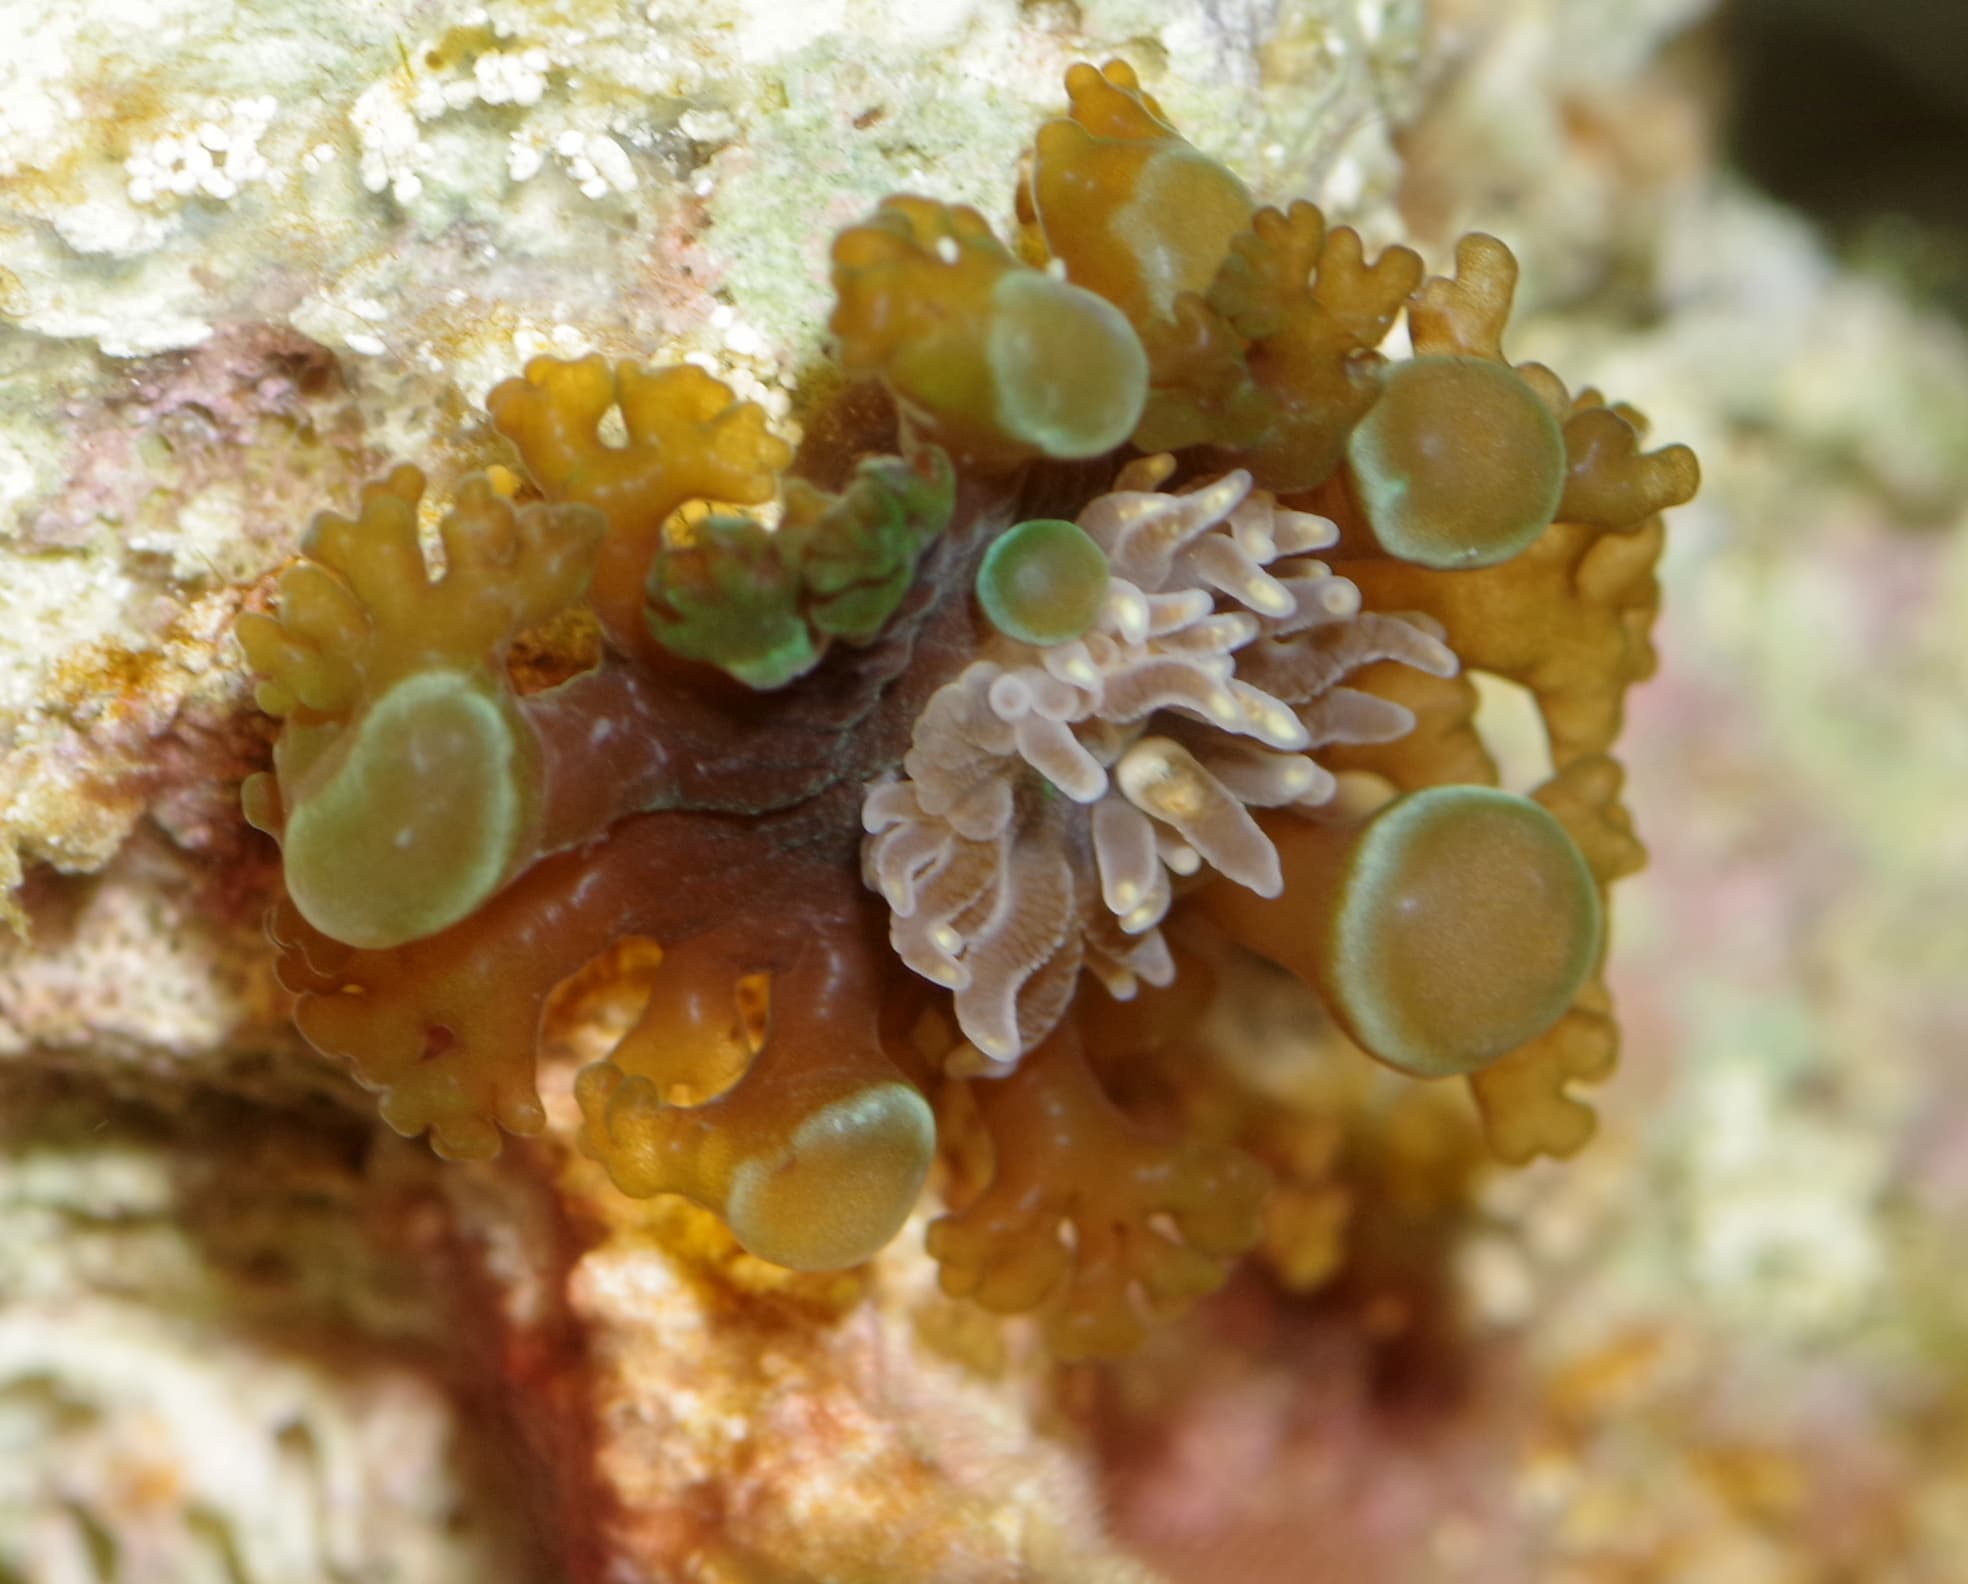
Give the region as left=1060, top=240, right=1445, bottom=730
left=1721, top=0, right=1968, bottom=320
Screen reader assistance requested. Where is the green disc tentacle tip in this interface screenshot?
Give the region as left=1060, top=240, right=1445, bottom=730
left=976, top=516, right=1111, bottom=645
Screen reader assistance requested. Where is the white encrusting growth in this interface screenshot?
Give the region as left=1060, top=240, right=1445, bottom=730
left=862, top=457, right=1458, bottom=1068
left=124, top=97, right=278, bottom=205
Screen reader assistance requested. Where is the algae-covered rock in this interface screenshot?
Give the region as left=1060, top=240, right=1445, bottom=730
left=0, top=5, right=1420, bottom=1578
left=6, top=0, right=1964, bottom=1579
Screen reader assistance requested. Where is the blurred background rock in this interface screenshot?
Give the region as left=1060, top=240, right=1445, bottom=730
left=1727, top=0, right=1968, bottom=322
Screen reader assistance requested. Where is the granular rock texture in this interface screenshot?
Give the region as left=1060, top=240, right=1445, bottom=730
left=5, top=0, right=1963, bottom=1580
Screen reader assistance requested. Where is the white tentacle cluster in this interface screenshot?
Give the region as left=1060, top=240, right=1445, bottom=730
left=862, top=456, right=1457, bottom=1068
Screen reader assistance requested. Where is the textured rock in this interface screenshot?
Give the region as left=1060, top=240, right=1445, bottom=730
left=0, top=1082, right=545, bottom=1583
left=5, top=0, right=1965, bottom=1579
left=1, top=4, right=1421, bottom=1578
left=2, top=0, right=1422, bottom=928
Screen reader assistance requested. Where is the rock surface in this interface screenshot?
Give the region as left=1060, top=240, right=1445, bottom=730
left=6, top=0, right=1966, bottom=1579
